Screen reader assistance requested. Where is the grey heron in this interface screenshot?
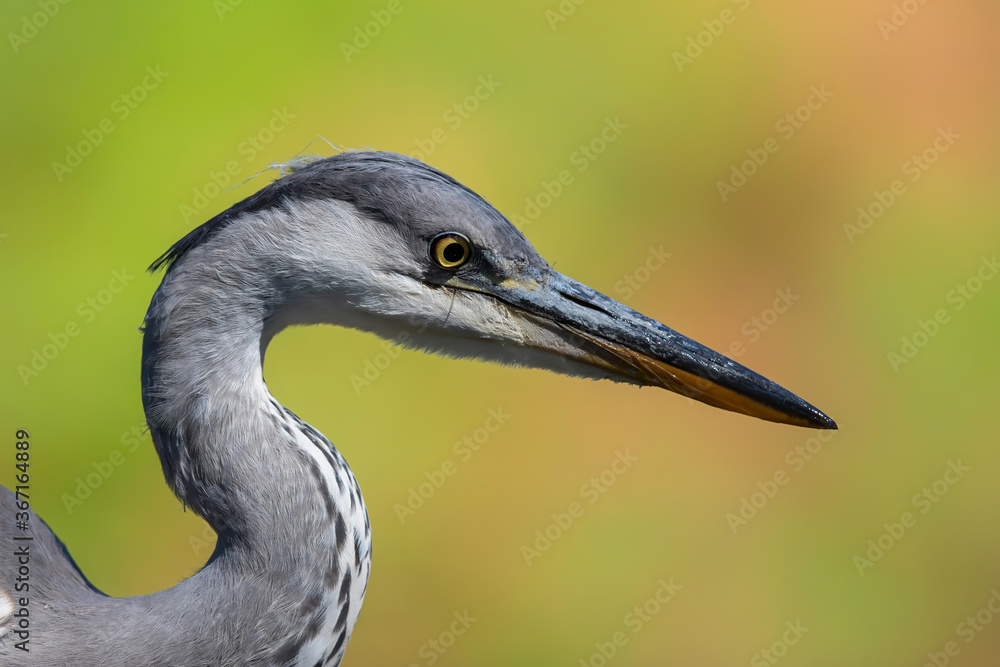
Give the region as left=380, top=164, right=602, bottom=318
left=0, top=150, right=835, bottom=666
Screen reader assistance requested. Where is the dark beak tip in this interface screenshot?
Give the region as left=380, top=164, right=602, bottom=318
left=796, top=403, right=837, bottom=430
left=813, top=413, right=838, bottom=430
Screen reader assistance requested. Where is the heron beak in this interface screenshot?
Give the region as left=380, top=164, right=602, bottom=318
left=455, top=267, right=836, bottom=429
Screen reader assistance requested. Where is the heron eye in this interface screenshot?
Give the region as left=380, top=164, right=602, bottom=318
left=430, top=233, right=473, bottom=269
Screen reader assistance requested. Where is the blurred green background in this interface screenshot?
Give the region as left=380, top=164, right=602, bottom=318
left=2, top=1, right=998, bottom=665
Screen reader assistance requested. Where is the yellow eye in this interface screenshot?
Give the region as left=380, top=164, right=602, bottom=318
left=430, top=233, right=473, bottom=269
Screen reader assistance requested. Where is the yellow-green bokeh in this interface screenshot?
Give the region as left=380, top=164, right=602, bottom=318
left=2, top=1, right=998, bottom=664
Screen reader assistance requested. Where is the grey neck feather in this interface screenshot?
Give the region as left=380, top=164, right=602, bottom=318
left=142, top=224, right=278, bottom=543
left=142, top=201, right=362, bottom=542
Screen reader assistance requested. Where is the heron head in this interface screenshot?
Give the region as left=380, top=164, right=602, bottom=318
left=154, top=151, right=835, bottom=429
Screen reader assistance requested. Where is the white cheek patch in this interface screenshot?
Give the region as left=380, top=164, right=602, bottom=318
left=370, top=274, right=526, bottom=344
left=0, top=588, right=13, bottom=636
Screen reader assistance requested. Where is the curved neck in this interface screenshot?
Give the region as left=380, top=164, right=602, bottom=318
left=142, top=261, right=275, bottom=539
left=131, top=220, right=372, bottom=664
left=138, top=218, right=358, bottom=554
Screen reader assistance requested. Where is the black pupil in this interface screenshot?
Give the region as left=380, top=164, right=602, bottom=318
left=442, top=241, right=465, bottom=264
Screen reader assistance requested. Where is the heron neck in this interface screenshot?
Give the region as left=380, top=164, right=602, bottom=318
left=130, top=236, right=370, bottom=665
left=140, top=254, right=303, bottom=546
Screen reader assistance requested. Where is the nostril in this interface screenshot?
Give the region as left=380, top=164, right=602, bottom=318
left=559, top=289, right=615, bottom=317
